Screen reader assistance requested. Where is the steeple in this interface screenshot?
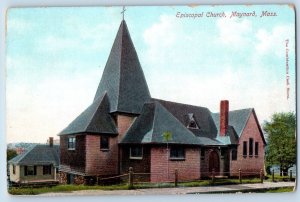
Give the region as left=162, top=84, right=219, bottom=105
left=94, top=20, right=151, bottom=114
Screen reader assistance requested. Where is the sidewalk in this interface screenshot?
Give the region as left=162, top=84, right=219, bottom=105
left=40, top=181, right=296, bottom=196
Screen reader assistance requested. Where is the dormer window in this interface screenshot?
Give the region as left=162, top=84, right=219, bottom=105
left=187, top=113, right=199, bottom=129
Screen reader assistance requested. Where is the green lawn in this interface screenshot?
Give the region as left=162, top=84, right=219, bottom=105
left=264, top=187, right=294, bottom=193
left=8, top=184, right=129, bottom=195
left=265, top=174, right=295, bottom=182
left=6, top=177, right=287, bottom=195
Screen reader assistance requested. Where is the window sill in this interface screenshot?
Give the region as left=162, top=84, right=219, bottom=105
left=130, top=157, right=143, bottom=160
left=170, top=158, right=185, bottom=161
left=243, top=155, right=247, bottom=158
left=255, top=155, right=259, bottom=158
left=68, top=148, right=75, bottom=151
left=100, top=149, right=110, bottom=152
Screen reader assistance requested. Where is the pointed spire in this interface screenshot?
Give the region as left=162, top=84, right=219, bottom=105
left=94, top=20, right=151, bottom=114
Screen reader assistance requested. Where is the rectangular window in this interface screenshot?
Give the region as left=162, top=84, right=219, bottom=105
left=130, top=146, right=143, bottom=159
left=24, top=166, right=36, bottom=176
left=43, top=165, right=52, bottom=175
left=243, top=141, right=247, bottom=157
left=100, top=136, right=109, bottom=150
left=12, top=165, right=16, bottom=174
left=170, top=146, right=185, bottom=160
left=68, top=137, right=76, bottom=150
left=201, top=148, right=205, bottom=158
left=221, top=148, right=227, bottom=157
left=249, top=138, right=253, bottom=157
left=231, top=149, right=237, bottom=160
left=255, top=142, right=259, bottom=156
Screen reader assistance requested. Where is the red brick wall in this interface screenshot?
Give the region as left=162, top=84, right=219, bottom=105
left=85, top=135, right=119, bottom=176
left=60, top=114, right=138, bottom=178
left=220, top=100, right=229, bottom=136
left=117, top=115, right=135, bottom=139
left=120, top=145, right=151, bottom=173
left=120, top=145, right=151, bottom=182
left=150, top=146, right=200, bottom=182
left=60, top=135, right=86, bottom=173
left=230, top=111, right=265, bottom=176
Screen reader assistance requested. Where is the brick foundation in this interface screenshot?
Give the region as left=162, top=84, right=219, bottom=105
left=59, top=171, right=67, bottom=184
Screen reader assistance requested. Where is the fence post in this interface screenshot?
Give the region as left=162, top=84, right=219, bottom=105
left=289, top=170, right=293, bottom=181
left=272, top=169, right=275, bottom=182
left=128, top=167, right=134, bottom=189
left=174, top=169, right=178, bottom=187
left=239, top=169, right=242, bottom=184
left=260, top=169, right=264, bottom=183
left=211, top=168, right=215, bottom=185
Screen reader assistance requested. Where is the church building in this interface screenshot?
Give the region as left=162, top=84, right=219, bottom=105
left=58, top=19, right=266, bottom=184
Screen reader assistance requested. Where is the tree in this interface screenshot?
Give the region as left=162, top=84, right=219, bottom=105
left=263, top=112, right=296, bottom=176
left=162, top=131, right=172, bottom=179
left=7, top=149, right=17, bottom=161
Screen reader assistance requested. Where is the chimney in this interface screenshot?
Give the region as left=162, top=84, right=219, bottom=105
left=220, top=100, right=229, bottom=136
left=49, top=137, right=54, bottom=147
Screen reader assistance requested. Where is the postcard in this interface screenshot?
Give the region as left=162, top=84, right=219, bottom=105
left=6, top=5, right=296, bottom=195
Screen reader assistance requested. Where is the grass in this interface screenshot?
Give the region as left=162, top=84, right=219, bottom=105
left=8, top=184, right=129, bottom=195
left=265, top=174, right=295, bottom=182
left=192, top=186, right=295, bottom=194
left=263, top=187, right=294, bottom=193
left=7, top=177, right=288, bottom=195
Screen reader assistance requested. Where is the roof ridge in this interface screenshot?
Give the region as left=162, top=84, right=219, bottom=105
left=83, top=93, right=107, bottom=132
left=153, top=101, right=199, bottom=143
left=9, top=144, right=37, bottom=164
left=152, top=98, right=209, bottom=110
left=240, top=108, right=253, bottom=131
left=212, top=108, right=253, bottom=114
left=116, top=20, right=125, bottom=111
left=151, top=102, right=160, bottom=142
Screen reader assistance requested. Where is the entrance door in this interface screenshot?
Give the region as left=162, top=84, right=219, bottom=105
left=209, top=151, right=220, bottom=174
left=67, top=174, right=74, bottom=184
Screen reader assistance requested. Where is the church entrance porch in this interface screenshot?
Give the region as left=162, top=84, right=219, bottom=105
left=208, top=150, right=220, bottom=175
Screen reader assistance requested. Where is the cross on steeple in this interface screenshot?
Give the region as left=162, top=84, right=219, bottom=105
left=121, top=6, right=126, bottom=20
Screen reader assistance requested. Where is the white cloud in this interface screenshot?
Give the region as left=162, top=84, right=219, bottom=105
left=144, top=15, right=179, bottom=50
left=215, top=16, right=253, bottom=48
left=255, top=24, right=295, bottom=57
left=143, top=15, right=183, bottom=67
left=142, top=13, right=295, bottom=126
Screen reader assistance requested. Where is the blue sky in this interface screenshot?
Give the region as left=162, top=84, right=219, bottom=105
left=6, top=5, right=295, bottom=143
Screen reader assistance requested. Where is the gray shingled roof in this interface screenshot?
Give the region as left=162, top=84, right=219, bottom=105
left=9, top=145, right=60, bottom=166
left=216, top=125, right=239, bottom=145
left=198, top=137, right=224, bottom=146
left=152, top=98, right=218, bottom=139
left=212, top=108, right=266, bottom=145
left=212, top=108, right=265, bottom=145
left=121, top=101, right=204, bottom=145
left=59, top=93, right=117, bottom=136
left=211, top=108, right=252, bottom=138
left=93, top=20, right=151, bottom=114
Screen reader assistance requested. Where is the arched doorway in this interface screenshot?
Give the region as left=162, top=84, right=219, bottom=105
left=209, top=150, right=220, bottom=174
